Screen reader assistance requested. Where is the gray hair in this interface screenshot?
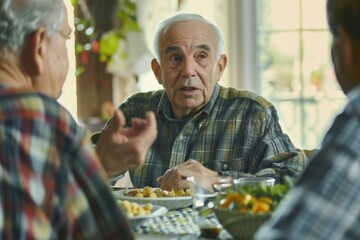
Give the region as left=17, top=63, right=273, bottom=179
left=153, top=13, right=225, bottom=61
left=0, top=0, right=64, bottom=56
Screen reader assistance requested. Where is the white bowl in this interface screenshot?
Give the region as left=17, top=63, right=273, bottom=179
left=113, top=189, right=192, bottom=210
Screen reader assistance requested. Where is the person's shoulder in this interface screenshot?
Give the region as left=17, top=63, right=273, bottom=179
left=119, top=89, right=165, bottom=115
left=2, top=89, right=78, bottom=131
left=218, top=86, right=274, bottom=109
left=0, top=88, right=63, bottom=113
left=27, top=92, right=73, bottom=118
left=124, top=89, right=165, bottom=106
left=128, top=89, right=164, bottom=100
left=347, top=85, right=360, bottom=113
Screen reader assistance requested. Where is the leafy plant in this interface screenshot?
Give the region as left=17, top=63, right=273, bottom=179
left=71, top=0, right=140, bottom=75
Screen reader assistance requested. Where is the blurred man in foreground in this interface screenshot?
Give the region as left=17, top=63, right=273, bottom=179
left=0, top=0, right=156, bottom=238
left=255, top=0, right=360, bottom=239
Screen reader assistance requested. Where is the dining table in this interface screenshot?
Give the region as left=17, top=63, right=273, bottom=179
left=131, top=207, right=233, bottom=239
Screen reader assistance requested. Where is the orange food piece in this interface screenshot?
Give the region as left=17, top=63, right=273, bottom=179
left=220, top=193, right=243, bottom=208
left=258, top=196, right=273, bottom=205
left=220, top=192, right=273, bottom=213
left=252, top=202, right=271, bottom=213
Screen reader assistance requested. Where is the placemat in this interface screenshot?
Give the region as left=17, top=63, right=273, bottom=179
left=132, top=207, right=233, bottom=239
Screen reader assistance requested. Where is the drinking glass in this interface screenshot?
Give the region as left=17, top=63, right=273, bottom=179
left=234, top=176, right=275, bottom=190
left=188, top=176, right=233, bottom=239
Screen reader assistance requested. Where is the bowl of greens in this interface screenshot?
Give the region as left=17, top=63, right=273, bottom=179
left=214, top=176, right=294, bottom=239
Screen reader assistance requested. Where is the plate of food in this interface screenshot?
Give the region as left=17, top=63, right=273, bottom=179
left=117, top=200, right=168, bottom=227
left=113, top=186, right=193, bottom=210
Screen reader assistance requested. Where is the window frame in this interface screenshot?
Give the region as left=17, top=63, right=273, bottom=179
left=229, top=0, right=346, bottom=149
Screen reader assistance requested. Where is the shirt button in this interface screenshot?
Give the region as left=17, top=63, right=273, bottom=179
left=222, top=164, right=228, bottom=170
left=179, top=135, right=184, bottom=140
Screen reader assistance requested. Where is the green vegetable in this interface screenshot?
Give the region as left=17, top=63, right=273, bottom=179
left=215, top=176, right=294, bottom=211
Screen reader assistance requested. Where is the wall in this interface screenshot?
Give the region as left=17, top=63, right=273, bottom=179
left=58, top=2, right=77, bottom=120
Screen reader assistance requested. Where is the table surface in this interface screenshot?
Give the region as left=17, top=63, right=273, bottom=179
left=131, top=207, right=233, bottom=239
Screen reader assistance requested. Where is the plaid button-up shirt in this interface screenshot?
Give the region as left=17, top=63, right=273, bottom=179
left=111, top=84, right=307, bottom=187
left=0, top=85, right=133, bottom=239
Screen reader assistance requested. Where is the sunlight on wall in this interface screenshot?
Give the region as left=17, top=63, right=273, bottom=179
left=58, top=2, right=77, bottom=121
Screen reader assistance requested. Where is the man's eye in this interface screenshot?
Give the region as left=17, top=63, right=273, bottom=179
left=198, top=53, right=207, bottom=59
left=168, top=56, right=182, bottom=67
left=169, top=56, right=182, bottom=62
left=196, top=53, right=208, bottom=66
left=196, top=53, right=208, bottom=61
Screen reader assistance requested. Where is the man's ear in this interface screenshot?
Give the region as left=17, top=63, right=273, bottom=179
left=338, top=27, right=355, bottom=70
left=216, top=54, right=227, bottom=82
left=151, top=58, right=162, bottom=84
left=21, top=28, right=47, bottom=76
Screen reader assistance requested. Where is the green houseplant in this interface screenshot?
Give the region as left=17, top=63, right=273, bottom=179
left=71, top=0, right=140, bottom=76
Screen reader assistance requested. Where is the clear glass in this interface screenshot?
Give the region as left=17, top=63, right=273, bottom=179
left=188, top=176, right=233, bottom=239
left=234, top=176, right=275, bottom=189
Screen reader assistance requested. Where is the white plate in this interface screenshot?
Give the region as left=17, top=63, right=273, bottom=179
left=123, top=204, right=167, bottom=227
left=128, top=204, right=168, bottom=220
left=113, top=189, right=193, bottom=210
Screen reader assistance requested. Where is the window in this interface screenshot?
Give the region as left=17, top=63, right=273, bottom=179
left=256, top=0, right=346, bottom=149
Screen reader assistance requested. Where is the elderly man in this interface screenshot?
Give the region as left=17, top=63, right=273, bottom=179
left=255, top=0, right=360, bottom=239
left=94, top=13, right=308, bottom=190
left=0, top=0, right=157, bottom=238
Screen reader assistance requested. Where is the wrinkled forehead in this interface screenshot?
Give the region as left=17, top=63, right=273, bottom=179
left=160, top=20, right=217, bottom=51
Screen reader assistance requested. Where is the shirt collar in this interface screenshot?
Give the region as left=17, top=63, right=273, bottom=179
left=346, top=85, right=360, bottom=102
left=157, top=84, right=220, bottom=120
left=203, top=83, right=220, bottom=115
left=157, top=91, right=173, bottom=120
left=344, top=85, right=360, bottom=114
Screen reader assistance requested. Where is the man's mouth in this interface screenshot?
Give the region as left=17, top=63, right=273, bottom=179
left=181, top=87, right=197, bottom=91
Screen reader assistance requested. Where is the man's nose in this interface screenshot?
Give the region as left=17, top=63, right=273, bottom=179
left=181, top=58, right=196, bottom=78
